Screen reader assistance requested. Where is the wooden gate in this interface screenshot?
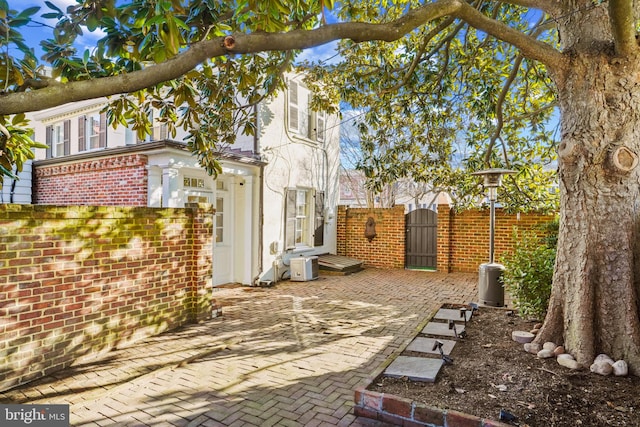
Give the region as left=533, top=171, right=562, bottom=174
left=405, top=208, right=437, bottom=269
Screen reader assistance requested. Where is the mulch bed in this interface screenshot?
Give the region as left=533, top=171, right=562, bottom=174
left=369, top=306, right=639, bottom=427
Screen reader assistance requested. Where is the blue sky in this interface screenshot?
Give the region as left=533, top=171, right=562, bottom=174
left=7, top=0, right=341, bottom=65
left=8, top=0, right=104, bottom=58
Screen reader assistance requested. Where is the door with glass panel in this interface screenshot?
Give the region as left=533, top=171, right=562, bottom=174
left=213, top=180, right=233, bottom=285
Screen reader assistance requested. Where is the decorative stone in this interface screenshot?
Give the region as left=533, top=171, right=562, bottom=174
left=590, top=361, right=613, bottom=376
left=537, top=349, right=555, bottom=359
left=612, top=360, right=628, bottom=377
left=557, top=353, right=574, bottom=361
left=524, top=342, right=541, bottom=354
left=558, top=357, right=581, bottom=370
left=594, top=354, right=614, bottom=365
left=553, top=346, right=565, bottom=357
left=512, top=331, right=535, bottom=344
left=543, top=341, right=557, bottom=351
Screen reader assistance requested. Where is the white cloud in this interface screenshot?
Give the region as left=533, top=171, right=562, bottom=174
left=295, top=41, right=341, bottom=65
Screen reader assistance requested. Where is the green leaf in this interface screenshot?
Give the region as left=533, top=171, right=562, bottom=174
left=16, top=6, right=40, bottom=20
left=44, top=1, right=63, bottom=14
left=86, top=14, right=100, bottom=32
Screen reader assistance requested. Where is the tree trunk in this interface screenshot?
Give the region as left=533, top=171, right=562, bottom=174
left=534, top=50, right=640, bottom=374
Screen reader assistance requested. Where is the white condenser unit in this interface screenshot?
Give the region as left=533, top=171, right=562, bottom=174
left=290, top=256, right=319, bottom=282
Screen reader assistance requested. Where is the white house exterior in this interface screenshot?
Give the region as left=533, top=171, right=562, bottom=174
left=25, top=73, right=340, bottom=286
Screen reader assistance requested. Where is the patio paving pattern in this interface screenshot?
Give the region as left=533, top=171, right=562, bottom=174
left=0, top=268, right=476, bottom=426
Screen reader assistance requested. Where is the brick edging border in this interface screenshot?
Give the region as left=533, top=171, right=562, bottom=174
left=352, top=303, right=511, bottom=427
left=353, top=387, right=510, bottom=427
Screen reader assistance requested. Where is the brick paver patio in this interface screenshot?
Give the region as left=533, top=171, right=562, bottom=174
left=1, top=268, right=477, bottom=426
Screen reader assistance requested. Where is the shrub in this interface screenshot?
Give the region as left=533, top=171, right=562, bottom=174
left=502, top=220, right=558, bottom=319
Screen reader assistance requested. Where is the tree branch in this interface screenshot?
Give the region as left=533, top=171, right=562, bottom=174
left=498, top=0, right=561, bottom=15
left=0, top=0, right=566, bottom=115
left=380, top=17, right=457, bottom=95
left=453, top=1, right=566, bottom=72
left=484, top=54, right=524, bottom=165
left=608, top=0, right=638, bottom=57
left=484, top=14, right=552, bottom=165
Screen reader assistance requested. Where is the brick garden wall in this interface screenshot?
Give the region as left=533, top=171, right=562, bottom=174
left=0, top=203, right=214, bottom=392
left=437, top=205, right=555, bottom=273
left=336, top=205, right=405, bottom=268
left=336, top=204, right=555, bottom=273
left=34, top=154, right=148, bottom=206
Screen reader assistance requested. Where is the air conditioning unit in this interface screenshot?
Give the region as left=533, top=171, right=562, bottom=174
left=290, top=256, right=319, bottom=282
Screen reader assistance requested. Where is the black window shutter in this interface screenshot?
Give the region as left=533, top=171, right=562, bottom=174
left=314, top=191, right=325, bottom=247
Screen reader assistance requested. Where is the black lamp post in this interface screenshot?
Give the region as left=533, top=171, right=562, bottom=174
left=471, top=168, right=515, bottom=306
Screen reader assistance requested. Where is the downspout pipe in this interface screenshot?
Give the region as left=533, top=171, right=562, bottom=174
left=252, top=104, right=265, bottom=286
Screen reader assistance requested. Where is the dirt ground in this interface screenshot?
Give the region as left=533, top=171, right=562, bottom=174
left=369, top=306, right=640, bottom=427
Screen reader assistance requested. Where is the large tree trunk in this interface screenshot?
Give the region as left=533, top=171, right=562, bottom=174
left=534, top=47, right=640, bottom=374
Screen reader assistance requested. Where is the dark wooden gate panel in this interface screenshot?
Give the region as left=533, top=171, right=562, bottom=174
left=405, top=208, right=437, bottom=269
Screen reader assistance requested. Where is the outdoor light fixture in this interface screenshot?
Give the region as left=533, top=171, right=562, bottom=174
left=471, top=168, right=515, bottom=203
left=471, top=168, right=515, bottom=307
left=471, top=168, right=516, bottom=263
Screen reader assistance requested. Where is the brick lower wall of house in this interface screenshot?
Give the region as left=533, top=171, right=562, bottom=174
left=34, top=154, right=149, bottom=206
left=336, top=205, right=405, bottom=268
left=336, top=204, right=555, bottom=273
left=0, top=203, right=214, bottom=392
left=437, top=205, right=555, bottom=273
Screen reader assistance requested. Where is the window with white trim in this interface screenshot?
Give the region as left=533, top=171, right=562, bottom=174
left=79, top=113, right=107, bottom=151
left=295, top=190, right=308, bottom=245
left=52, top=123, right=65, bottom=156
left=45, top=120, right=70, bottom=158
left=88, top=113, right=102, bottom=149
left=215, top=197, right=224, bottom=243
left=285, top=188, right=325, bottom=249
left=288, top=79, right=327, bottom=142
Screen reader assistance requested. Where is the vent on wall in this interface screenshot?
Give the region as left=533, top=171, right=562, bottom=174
left=290, top=256, right=319, bottom=282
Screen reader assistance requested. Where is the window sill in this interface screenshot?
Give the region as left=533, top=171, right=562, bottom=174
left=290, top=133, right=324, bottom=146
left=288, top=246, right=314, bottom=254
